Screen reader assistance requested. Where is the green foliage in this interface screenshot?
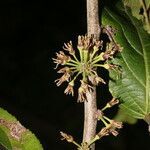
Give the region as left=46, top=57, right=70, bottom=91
left=124, top=0, right=143, bottom=19
left=102, top=1, right=150, bottom=121
left=124, top=0, right=150, bottom=33
left=124, top=0, right=150, bottom=18
left=0, top=108, right=43, bottom=150
left=114, top=109, right=137, bottom=124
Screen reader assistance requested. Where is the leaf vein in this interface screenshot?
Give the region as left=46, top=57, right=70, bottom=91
left=124, top=6, right=149, bottom=114
left=121, top=104, right=145, bottom=118
left=105, top=9, right=145, bottom=87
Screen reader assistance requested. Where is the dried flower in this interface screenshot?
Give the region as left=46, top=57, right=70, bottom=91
left=53, top=51, right=71, bottom=67
left=101, top=26, right=123, bottom=60
left=60, top=131, right=74, bottom=143
left=64, top=81, right=74, bottom=96
left=91, top=75, right=106, bottom=85
left=57, top=67, right=70, bottom=74
left=77, top=35, right=91, bottom=51
left=105, top=120, right=123, bottom=136
left=93, top=40, right=103, bottom=51
left=55, top=73, right=70, bottom=86
left=77, top=80, right=93, bottom=102
left=104, top=43, right=122, bottom=59
left=109, top=128, right=119, bottom=136
left=77, top=35, right=102, bottom=52
left=63, top=41, right=75, bottom=55
left=110, top=120, right=123, bottom=129
left=78, top=86, right=86, bottom=102
left=97, top=127, right=109, bottom=138
left=108, top=98, right=119, bottom=107
left=100, top=115, right=123, bottom=137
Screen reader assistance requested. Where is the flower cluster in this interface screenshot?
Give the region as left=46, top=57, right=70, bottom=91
left=53, top=26, right=122, bottom=102
left=98, top=119, right=123, bottom=137
left=96, top=98, right=122, bottom=138
left=60, top=98, right=123, bottom=148
left=87, top=98, right=122, bottom=146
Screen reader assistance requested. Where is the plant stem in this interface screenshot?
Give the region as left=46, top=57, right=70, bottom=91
left=86, top=0, right=101, bottom=39
left=83, top=0, right=100, bottom=149
left=72, top=141, right=82, bottom=149
left=89, top=135, right=100, bottom=146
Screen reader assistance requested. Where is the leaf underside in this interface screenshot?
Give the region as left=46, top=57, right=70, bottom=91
left=102, top=1, right=150, bottom=120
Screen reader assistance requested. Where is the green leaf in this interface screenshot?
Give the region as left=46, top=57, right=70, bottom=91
left=0, top=108, right=43, bottom=150
left=124, top=0, right=150, bottom=17
left=0, top=127, right=12, bottom=149
left=124, top=0, right=150, bottom=33
left=145, top=0, right=150, bottom=7
left=102, top=2, right=150, bottom=120
left=124, top=0, right=142, bottom=20
left=114, top=109, right=137, bottom=124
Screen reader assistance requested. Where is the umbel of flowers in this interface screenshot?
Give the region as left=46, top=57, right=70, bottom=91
left=60, top=98, right=123, bottom=149
left=53, top=26, right=122, bottom=102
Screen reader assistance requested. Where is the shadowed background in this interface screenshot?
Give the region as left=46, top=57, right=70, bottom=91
left=0, top=0, right=150, bottom=149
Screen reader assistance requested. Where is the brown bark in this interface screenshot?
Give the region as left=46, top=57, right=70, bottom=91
left=83, top=0, right=100, bottom=149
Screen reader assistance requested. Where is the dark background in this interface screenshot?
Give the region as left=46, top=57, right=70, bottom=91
left=0, top=0, right=150, bottom=150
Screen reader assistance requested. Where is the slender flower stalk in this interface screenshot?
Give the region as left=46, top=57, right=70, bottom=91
left=102, top=98, right=119, bottom=111
left=60, top=132, right=82, bottom=149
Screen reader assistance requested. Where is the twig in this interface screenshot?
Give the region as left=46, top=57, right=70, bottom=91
left=83, top=0, right=100, bottom=149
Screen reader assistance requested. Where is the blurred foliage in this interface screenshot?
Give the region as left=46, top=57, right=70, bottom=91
left=124, top=0, right=150, bottom=32
left=0, top=108, right=43, bottom=150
